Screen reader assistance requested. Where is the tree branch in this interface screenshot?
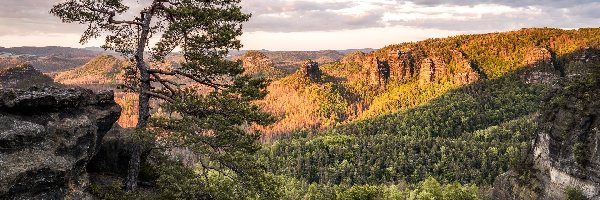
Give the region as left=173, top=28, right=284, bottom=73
left=151, top=73, right=178, bottom=96
left=145, top=91, right=175, bottom=103
left=148, top=69, right=228, bottom=89
left=84, top=4, right=143, bottom=26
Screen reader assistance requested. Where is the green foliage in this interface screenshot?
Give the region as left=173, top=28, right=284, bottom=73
left=88, top=181, right=130, bottom=200
left=337, top=185, right=381, bottom=200
left=573, top=142, right=589, bottom=166
left=262, top=72, right=546, bottom=186
left=303, top=83, right=350, bottom=126
left=272, top=176, right=478, bottom=200
left=565, top=187, right=588, bottom=200
left=52, top=0, right=277, bottom=197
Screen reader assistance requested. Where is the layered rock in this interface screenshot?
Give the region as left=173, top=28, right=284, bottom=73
left=389, top=50, right=416, bottom=82
left=418, top=57, right=446, bottom=86
left=0, top=87, right=121, bottom=199
left=451, top=50, right=480, bottom=85
left=359, top=49, right=417, bottom=87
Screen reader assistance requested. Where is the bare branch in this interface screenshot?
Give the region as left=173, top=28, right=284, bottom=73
left=145, top=91, right=175, bottom=103
left=148, top=68, right=228, bottom=89
left=151, top=74, right=178, bottom=96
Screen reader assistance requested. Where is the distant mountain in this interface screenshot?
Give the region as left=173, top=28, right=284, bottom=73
left=231, top=50, right=346, bottom=74
left=0, top=64, right=55, bottom=89
left=0, top=46, right=105, bottom=72
left=336, top=48, right=377, bottom=54
left=53, top=55, right=126, bottom=86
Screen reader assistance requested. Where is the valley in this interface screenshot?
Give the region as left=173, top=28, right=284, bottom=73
left=2, top=27, right=600, bottom=199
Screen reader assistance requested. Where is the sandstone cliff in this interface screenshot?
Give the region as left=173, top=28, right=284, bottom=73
left=342, top=48, right=480, bottom=88
left=492, top=47, right=600, bottom=200
left=0, top=86, right=121, bottom=199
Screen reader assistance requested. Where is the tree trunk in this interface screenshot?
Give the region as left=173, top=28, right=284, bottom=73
left=125, top=11, right=153, bottom=193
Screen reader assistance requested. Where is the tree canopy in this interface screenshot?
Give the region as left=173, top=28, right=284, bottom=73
left=51, top=0, right=274, bottom=195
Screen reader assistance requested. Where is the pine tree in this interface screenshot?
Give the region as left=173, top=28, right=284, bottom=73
left=51, top=0, right=272, bottom=193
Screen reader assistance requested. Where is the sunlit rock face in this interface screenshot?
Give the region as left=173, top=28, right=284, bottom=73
left=0, top=86, right=121, bottom=199
left=521, top=47, right=561, bottom=85
left=348, top=48, right=480, bottom=88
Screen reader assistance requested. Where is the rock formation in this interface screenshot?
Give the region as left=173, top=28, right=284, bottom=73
left=387, top=49, right=415, bottom=82
left=0, top=86, right=121, bottom=199
left=451, top=50, right=480, bottom=85
left=491, top=48, right=600, bottom=200
left=521, top=47, right=561, bottom=85
left=348, top=48, right=480, bottom=88
left=300, top=59, right=321, bottom=81
left=376, top=58, right=390, bottom=87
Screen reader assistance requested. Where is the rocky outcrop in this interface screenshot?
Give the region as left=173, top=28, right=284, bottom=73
left=531, top=74, right=600, bottom=199
left=418, top=57, right=446, bottom=86
left=300, top=60, right=321, bottom=81
left=451, top=50, right=480, bottom=85
left=0, top=87, right=121, bottom=199
left=492, top=48, right=600, bottom=200
left=521, top=47, right=561, bottom=85
left=349, top=48, right=480, bottom=88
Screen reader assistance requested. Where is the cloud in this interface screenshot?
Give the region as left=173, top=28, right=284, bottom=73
left=241, top=0, right=600, bottom=32
left=0, top=0, right=598, bottom=39
left=241, top=0, right=387, bottom=32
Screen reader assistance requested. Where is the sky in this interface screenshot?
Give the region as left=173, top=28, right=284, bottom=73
left=0, top=0, right=599, bottom=51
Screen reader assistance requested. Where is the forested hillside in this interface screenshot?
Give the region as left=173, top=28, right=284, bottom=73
left=258, top=28, right=598, bottom=136
left=253, top=28, right=600, bottom=199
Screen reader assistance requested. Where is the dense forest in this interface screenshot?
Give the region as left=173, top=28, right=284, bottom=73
left=249, top=28, right=600, bottom=199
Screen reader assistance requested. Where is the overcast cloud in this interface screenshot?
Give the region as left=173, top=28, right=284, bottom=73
left=0, top=0, right=598, bottom=50
left=241, top=0, right=600, bottom=32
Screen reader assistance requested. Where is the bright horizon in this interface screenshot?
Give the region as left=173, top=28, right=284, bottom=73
left=1, top=0, right=599, bottom=51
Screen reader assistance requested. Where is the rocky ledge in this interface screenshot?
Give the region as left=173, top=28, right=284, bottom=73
left=0, top=86, right=121, bottom=199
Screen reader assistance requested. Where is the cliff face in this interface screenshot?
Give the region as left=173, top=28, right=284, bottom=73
left=492, top=47, right=600, bottom=200
left=532, top=48, right=600, bottom=199
left=343, top=48, right=480, bottom=88
left=0, top=86, right=121, bottom=199
left=521, top=47, right=561, bottom=85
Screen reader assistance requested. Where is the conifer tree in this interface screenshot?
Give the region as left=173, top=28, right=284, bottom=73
left=51, top=0, right=272, bottom=192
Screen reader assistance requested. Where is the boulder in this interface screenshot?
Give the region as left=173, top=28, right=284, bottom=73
left=0, top=86, right=121, bottom=199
